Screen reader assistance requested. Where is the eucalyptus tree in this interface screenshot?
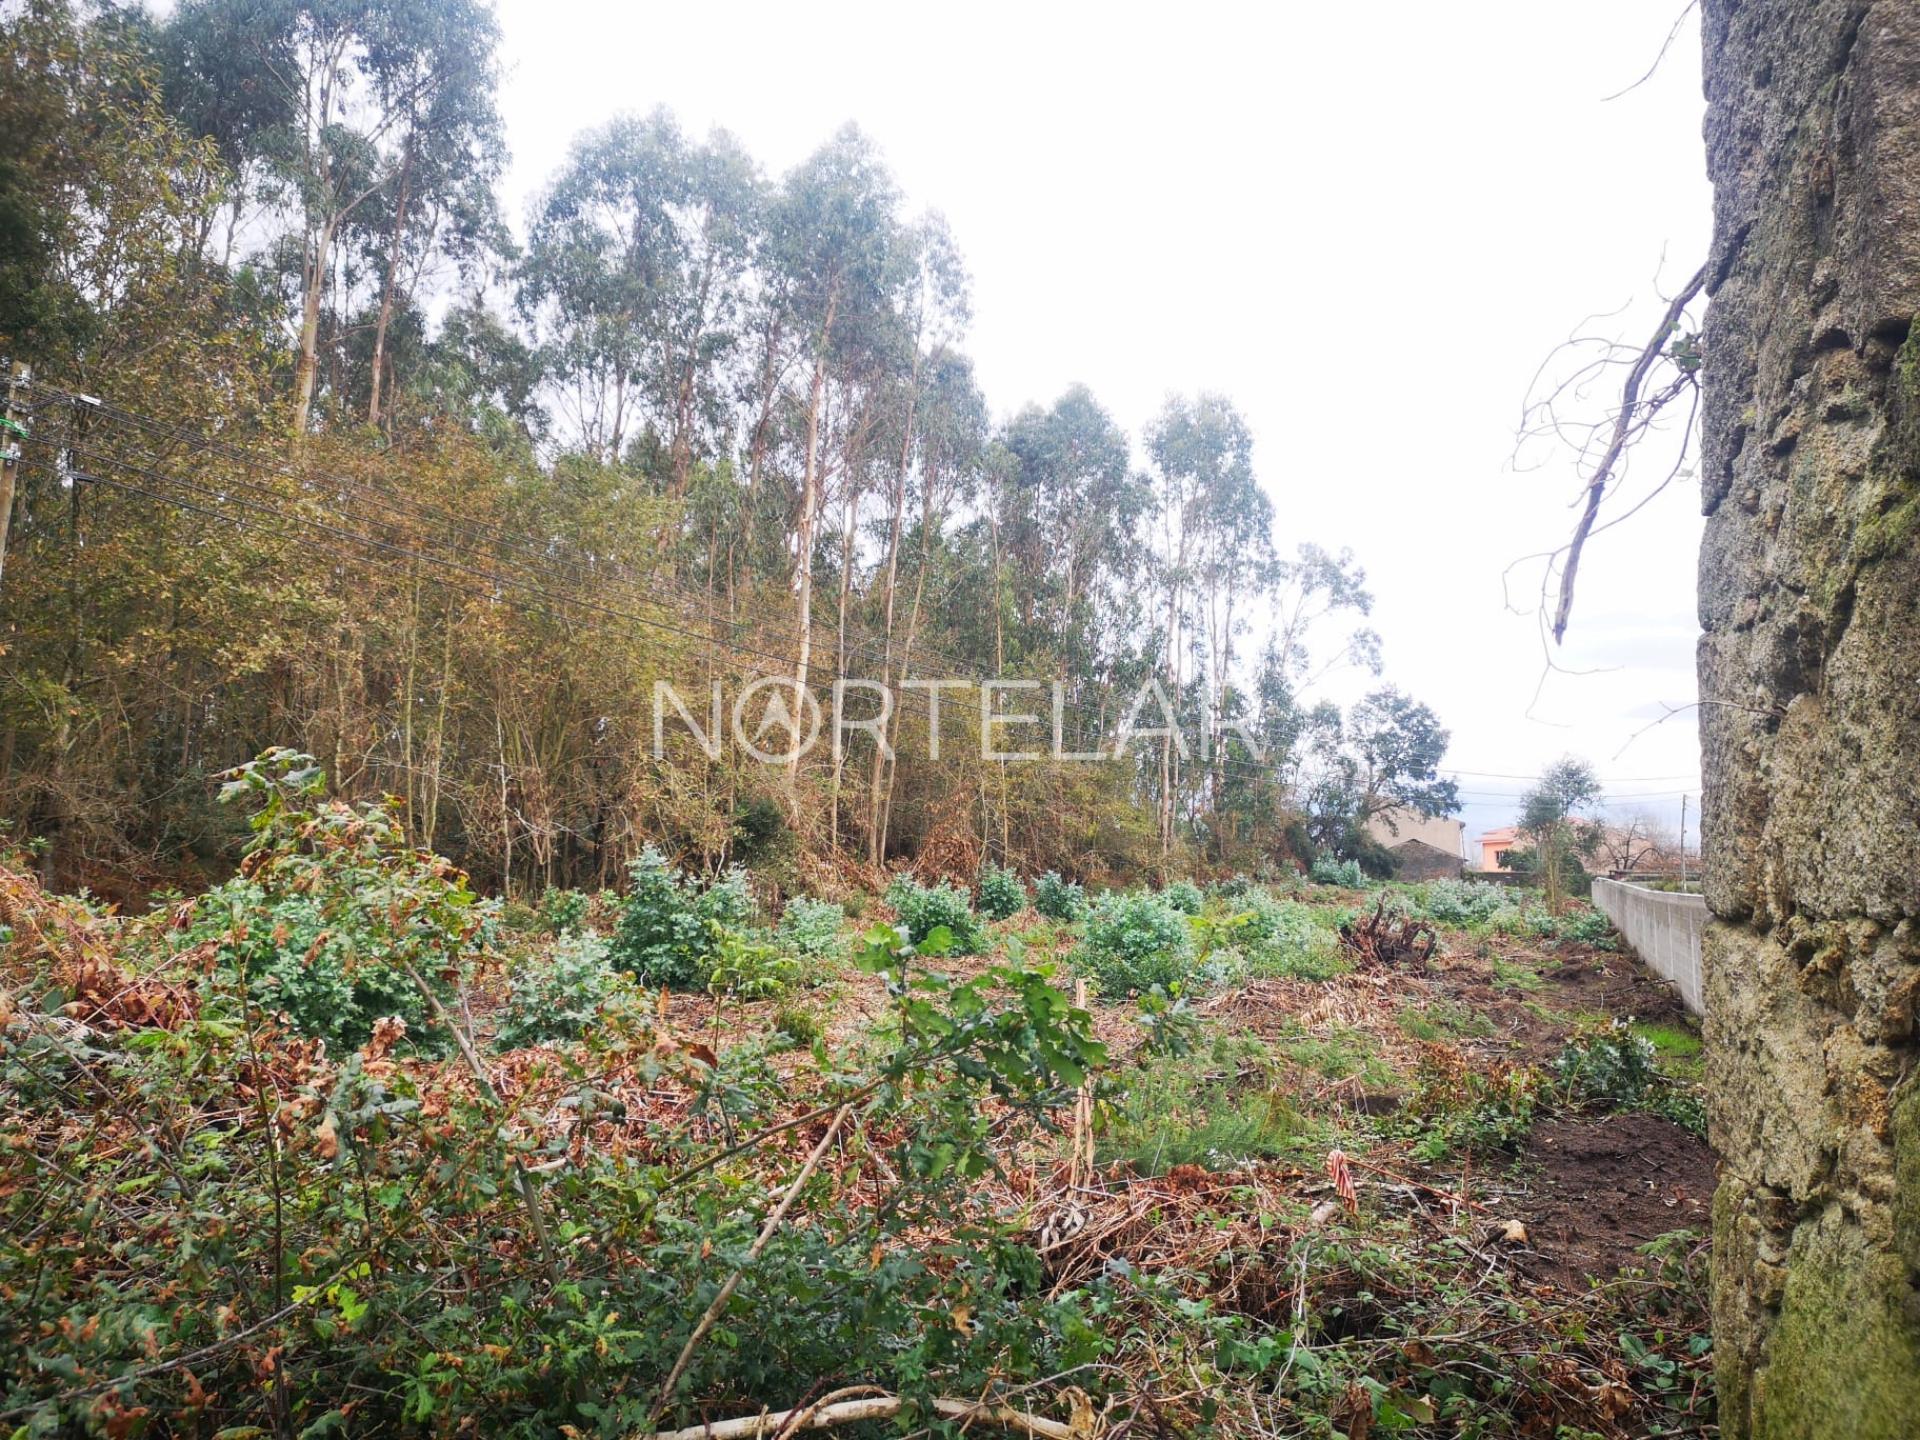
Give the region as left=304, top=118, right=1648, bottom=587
left=523, top=113, right=762, bottom=485
left=166, top=0, right=506, bottom=438
left=1142, top=393, right=1263, bottom=858
left=357, top=0, right=505, bottom=427
left=764, top=126, right=912, bottom=790
left=152, top=0, right=294, bottom=268
left=994, top=385, right=1143, bottom=678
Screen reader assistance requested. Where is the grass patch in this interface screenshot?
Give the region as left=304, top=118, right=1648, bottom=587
left=1273, top=1024, right=1393, bottom=1087
left=1492, top=956, right=1547, bottom=993
left=1397, top=999, right=1495, bottom=1042
left=1632, top=1020, right=1707, bottom=1087
left=1097, top=1036, right=1307, bottom=1174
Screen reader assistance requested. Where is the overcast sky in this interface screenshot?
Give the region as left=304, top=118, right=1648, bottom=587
left=492, top=0, right=1712, bottom=851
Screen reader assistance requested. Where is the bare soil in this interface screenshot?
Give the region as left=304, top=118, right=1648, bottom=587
left=1511, top=1110, right=1716, bottom=1294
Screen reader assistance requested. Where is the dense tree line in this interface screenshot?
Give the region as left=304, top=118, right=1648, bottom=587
left=0, top=0, right=1457, bottom=895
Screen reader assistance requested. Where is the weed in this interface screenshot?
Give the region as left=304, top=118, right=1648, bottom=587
left=1275, top=1025, right=1392, bottom=1087
left=1492, top=956, right=1546, bottom=992
left=1309, top=854, right=1365, bottom=888
left=1557, top=906, right=1620, bottom=949
left=536, top=886, right=592, bottom=936
left=1397, top=999, right=1494, bottom=1042
left=1098, top=1038, right=1301, bottom=1174
left=1161, top=879, right=1204, bottom=915
left=1404, top=1047, right=1541, bottom=1161
left=608, top=846, right=755, bottom=989
left=1417, top=878, right=1513, bottom=926
left=771, top=1005, right=821, bottom=1046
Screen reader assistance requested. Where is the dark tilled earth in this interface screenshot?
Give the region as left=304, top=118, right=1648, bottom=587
left=1513, top=1110, right=1716, bottom=1293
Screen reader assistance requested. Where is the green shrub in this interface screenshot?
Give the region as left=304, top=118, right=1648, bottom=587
left=1032, top=870, right=1087, bottom=922
left=1553, top=1020, right=1661, bottom=1106
left=186, top=750, right=478, bottom=1056
left=775, top=895, right=846, bottom=964
left=976, top=863, right=1027, bottom=921
left=1160, top=879, right=1203, bottom=915
left=1309, top=854, right=1365, bottom=888
left=1417, top=878, right=1512, bottom=927
left=885, top=876, right=985, bottom=954
left=1557, top=906, right=1619, bottom=949
left=1206, top=874, right=1257, bottom=902
left=1075, top=891, right=1196, bottom=997
left=536, top=886, right=592, bottom=936
left=707, top=928, right=798, bottom=1000
left=498, top=933, right=621, bottom=1049
left=608, top=846, right=755, bottom=990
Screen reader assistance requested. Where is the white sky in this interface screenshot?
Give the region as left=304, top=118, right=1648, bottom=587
left=492, top=0, right=1711, bottom=850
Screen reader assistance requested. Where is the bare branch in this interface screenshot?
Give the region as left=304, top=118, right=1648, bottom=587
left=1539, top=261, right=1707, bottom=643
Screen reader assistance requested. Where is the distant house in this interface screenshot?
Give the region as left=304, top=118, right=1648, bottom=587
left=1366, top=808, right=1466, bottom=881
left=1476, top=820, right=1687, bottom=877
left=1475, top=826, right=1520, bottom=872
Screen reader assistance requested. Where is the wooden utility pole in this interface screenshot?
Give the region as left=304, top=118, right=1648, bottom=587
left=1679, top=794, right=1688, bottom=887
left=0, top=361, right=28, bottom=592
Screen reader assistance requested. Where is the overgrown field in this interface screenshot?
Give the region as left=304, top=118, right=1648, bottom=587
left=1, top=761, right=1714, bottom=1438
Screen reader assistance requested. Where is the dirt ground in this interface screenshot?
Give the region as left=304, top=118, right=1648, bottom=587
left=1513, top=1111, right=1715, bottom=1293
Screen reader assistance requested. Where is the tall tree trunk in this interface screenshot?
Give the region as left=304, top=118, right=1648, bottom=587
left=1699, top=3, right=1920, bottom=1432
left=878, top=462, right=938, bottom=861
left=367, top=134, right=416, bottom=428
left=291, top=215, right=336, bottom=441
left=829, top=468, right=859, bottom=851
left=788, top=347, right=829, bottom=799
left=867, top=397, right=914, bottom=865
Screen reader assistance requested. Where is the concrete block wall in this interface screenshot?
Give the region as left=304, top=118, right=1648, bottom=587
left=1590, top=878, right=1705, bottom=1017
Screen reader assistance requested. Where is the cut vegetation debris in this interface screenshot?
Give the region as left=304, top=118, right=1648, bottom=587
left=1, top=772, right=1713, bottom=1438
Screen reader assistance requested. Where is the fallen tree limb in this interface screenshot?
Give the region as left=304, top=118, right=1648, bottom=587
left=638, top=1392, right=1080, bottom=1440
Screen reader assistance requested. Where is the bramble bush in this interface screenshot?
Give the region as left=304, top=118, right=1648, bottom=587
left=608, top=845, right=755, bottom=989
left=178, top=749, right=480, bottom=1056
left=1075, top=890, right=1197, bottom=997
left=1, top=883, right=1112, bottom=1438
left=976, top=862, right=1027, bottom=921
left=885, top=876, right=986, bottom=954
left=1032, top=870, right=1087, bottom=922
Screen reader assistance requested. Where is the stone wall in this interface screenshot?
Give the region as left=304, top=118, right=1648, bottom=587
left=1699, top=1, right=1920, bottom=1433
left=1592, top=879, right=1705, bottom=1016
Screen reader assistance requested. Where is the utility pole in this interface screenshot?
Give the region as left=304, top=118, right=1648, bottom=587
left=1679, top=794, right=1689, bottom=887
left=0, top=361, right=28, bottom=592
